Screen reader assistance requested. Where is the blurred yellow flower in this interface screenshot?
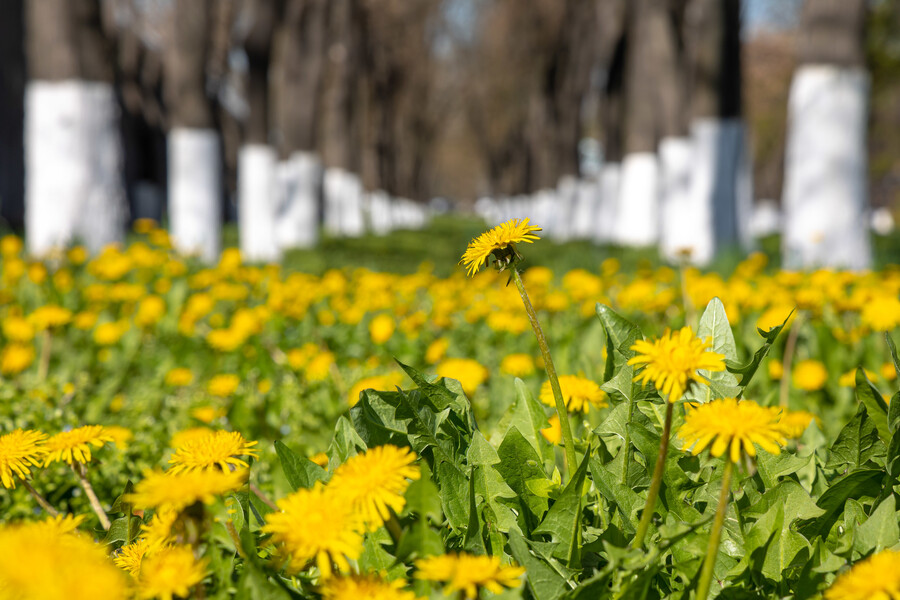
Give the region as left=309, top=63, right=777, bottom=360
left=415, top=553, right=525, bottom=598
left=540, top=415, right=562, bottom=445
left=347, top=373, right=404, bottom=407
left=168, top=430, right=258, bottom=474
left=768, top=360, right=784, bottom=381
left=135, top=296, right=166, bottom=328
left=425, top=338, right=449, bottom=364
left=2, top=316, right=34, bottom=342
left=792, top=359, right=827, bottom=391
left=29, top=305, right=73, bottom=330
left=540, top=375, right=607, bottom=413
left=1, top=343, right=35, bottom=375
left=369, top=313, right=395, bottom=345
left=136, top=545, right=207, bottom=600
left=165, top=368, right=194, bottom=387
left=500, top=353, right=536, bottom=378
left=825, top=549, right=900, bottom=600
left=127, top=468, right=248, bottom=511
left=207, top=374, right=240, bottom=397
left=436, top=358, right=489, bottom=396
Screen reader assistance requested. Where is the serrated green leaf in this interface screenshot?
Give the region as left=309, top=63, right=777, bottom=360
left=274, top=440, right=327, bottom=491
left=856, top=368, right=892, bottom=444
left=885, top=333, right=900, bottom=391
left=691, top=298, right=742, bottom=400
left=799, top=469, right=884, bottom=538
left=826, top=404, right=886, bottom=470
left=533, top=452, right=589, bottom=567
left=103, top=516, right=143, bottom=545
left=756, top=449, right=814, bottom=489
left=590, top=455, right=642, bottom=532
left=725, top=309, right=793, bottom=388
left=745, top=480, right=825, bottom=524
left=853, top=495, right=900, bottom=555
left=496, top=427, right=550, bottom=534
left=359, top=532, right=407, bottom=580
left=508, top=529, right=573, bottom=600
left=403, top=462, right=442, bottom=522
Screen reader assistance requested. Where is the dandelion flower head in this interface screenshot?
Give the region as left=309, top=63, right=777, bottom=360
left=678, top=398, right=786, bottom=463
left=415, top=553, right=525, bottom=598
left=460, top=219, right=541, bottom=277
left=539, top=375, right=607, bottom=413
left=167, top=430, right=258, bottom=474
left=127, top=468, right=248, bottom=511
left=320, top=575, right=422, bottom=600
left=136, top=545, right=207, bottom=600
left=0, top=428, right=46, bottom=488
left=114, top=538, right=150, bottom=577
left=628, top=327, right=725, bottom=402
left=262, top=484, right=364, bottom=577
left=43, top=425, right=114, bottom=466
left=328, top=445, right=420, bottom=530
left=792, top=359, right=827, bottom=392
left=825, top=549, right=900, bottom=600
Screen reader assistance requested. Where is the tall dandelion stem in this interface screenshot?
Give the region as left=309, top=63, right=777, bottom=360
left=73, top=463, right=110, bottom=530
left=633, top=401, right=674, bottom=548
left=510, top=268, right=577, bottom=474
left=21, top=479, right=59, bottom=516
left=38, top=330, right=52, bottom=381
left=697, top=460, right=734, bottom=600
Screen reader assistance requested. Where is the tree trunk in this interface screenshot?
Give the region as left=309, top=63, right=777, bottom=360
left=165, top=0, right=221, bottom=262
left=321, top=0, right=364, bottom=238
left=0, top=0, right=25, bottom=230
left=237, top=0, right=280, bottom=262
left=781, top=0, right=871, bottom=269
left=273, top=0, right=327, bottom=249
left=615, top=0, right=660, bottom=247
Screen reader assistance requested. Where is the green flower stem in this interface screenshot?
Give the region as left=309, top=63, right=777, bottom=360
left=697, top=459, right=734, bottom=600
left=779, top=311, right=805, bottom=407
left=225, top=518, right=248, bottom=558
left=21, top=479, right=59, bottom=516
left=510, top=268, right=578, bottom=476
left=632, top=401, right=673, bottom=548
left=72, top=463, right=110, bottom=530
left=385, top=511, right=404, bottom=545
left=38, top=330, right=52, bottom=381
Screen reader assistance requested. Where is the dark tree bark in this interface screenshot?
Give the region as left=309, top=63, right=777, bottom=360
left=798, top=0, right=867, bottom=67
left=241, top=0, right=279, bottom=145
left=0, top=0, right=25, bottom=228
left=686, top=0, right=742, bottom=120
left=26, top=0, right=80, bottom=81
left=274, top=0, right=328, bottom=156
left=320, top=0, right=362, bottom=172
left=165, top=0, right=215, bottom=130
left=622, top=0, right=659, bottom=155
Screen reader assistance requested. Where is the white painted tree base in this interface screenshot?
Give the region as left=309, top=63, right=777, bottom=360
left=658, top=136, right=696, bottom=261
left=238, top=144, right=281, bottom=262
left=367, top=190, right=392, bottom=235
left=594, top=162, right=620, bottom=243
left=614, top=153, right=659, bottom=246
left=323, top=168, right=364, bottom=237
left=79, top=83, right=126, bottom=252
left=25, top=81, right=126, bottom=255
left=571, top=177, right=599, bottom=240
left=782, top=65, right=871, bottom=270
left=552, top=175, right=578, bottom=241
left=276, top=152, right=321, bottom=250
left=168, top=128, right=222, bottom=263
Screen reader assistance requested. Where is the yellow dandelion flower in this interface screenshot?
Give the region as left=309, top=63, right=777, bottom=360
left=262, top=484, right=364, bottom=577
left=768, top=360, right=784, bottom=381
left=167, top=430, right=258, bottom=474
left=436, top=358, right=489, bottom=397
left=460, top=218, right=542, bottom=277
left=328, top=445, right=420, bottom=530
left=881, top=362, right=897, bottom=382
left=838, top=368, right=877, bottom=388
left=135, top=296, right=166, bottom=329
left=141, top=506, right=179, bottom=550
left=415, top=553, right=525, bottom=598
left=500, top=353, right=536, bottom=378
left=43, top=425, right=114, bottom=466
left=320, top=575, right=422, bottom=600
left=425, top=338, right=449, bottom=364
left=792, top=359, right=827, bottom=391
left=540, top=415, right=562, bottom=445
left=126, top=469, right=248, bottom=512
left=369, top=314, right=395, bottom=345
left=539, top=375, right=607, bottom=413
left=114, top=538, right=150, bottom=577
left=190, top=405, right=226, bottom=424
left=825, top=549, right=900, bottom=600
left=29, top=513, right=86, bottom=537
left=309, top=452, right=330, bottom=468
left=0, top=520, right=129, bottom=600
left=0, top=429, right=46, bottom=488
left=170, top=427, right=214, bottom=450
left=29, top=305, right=73, bottom=330
left=628, top=327, right=725, bottom=402
left=347, top=373, right=404, bottom=407
left=207, top=374, right=239, bottom=397
left=136, top=545, right=207, bottom=600
left=305, top=351, right=335, bottom=382
left=678, top=398, right=787, bottom=463
left=1, top=343, right=36, bottom=375
left=778, top=409, right=817, bottom=439
left=104, top=426, right=134, bottom=449
left=2, top=316, right=35, bottom=342
left=861, top=295, right=900, bottom=332
left=165, top=368, right=194, bottom=387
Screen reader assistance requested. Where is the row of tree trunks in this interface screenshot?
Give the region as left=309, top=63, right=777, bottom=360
left=25, top=0, right=125, bottom=255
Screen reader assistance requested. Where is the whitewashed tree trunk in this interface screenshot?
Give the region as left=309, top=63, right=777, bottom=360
left=532, top=189, right=557, bottom=233
left=276, top=151, right=321, bottom=249
left=78, top=82, right=126, bottom=252
left=658, top=136, right=694, bottom=261
left=614, top=153, right=658, bottom=246
left=368, top=189, right=392, bottom=235
left=168, top=128, right=222, bottom=263
left=594, top=161, right=620, bottom=243
left=340, top=172, right=364, bottom=237
left=552, top=175, right=578, bottom=241
left=571, top=177, right=598, bottom=240
left=25, top=81, right=87, bottom=255
left=238, top=144, right=280, bottom=262
left=782, top=65, right=871, bottom=270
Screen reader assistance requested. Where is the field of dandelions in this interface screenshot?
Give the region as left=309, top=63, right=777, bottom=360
left=1, top=217, right=900, bottom=599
